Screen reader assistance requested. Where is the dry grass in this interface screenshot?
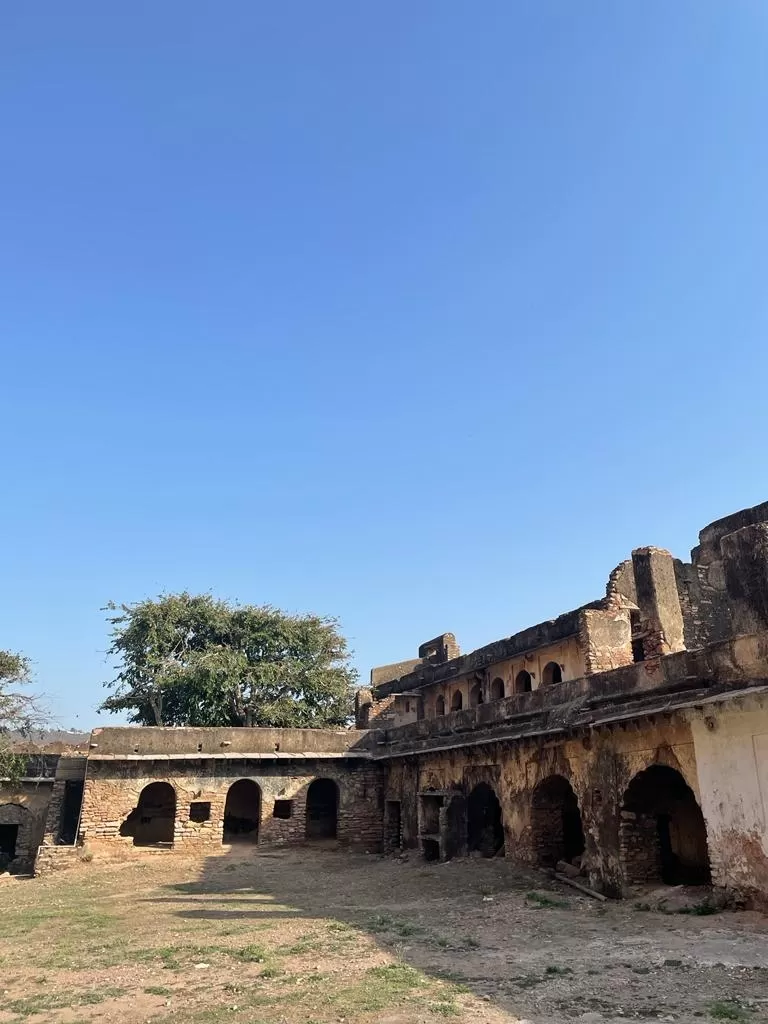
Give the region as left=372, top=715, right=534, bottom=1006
left=0, top=847, right=766, bottom=1023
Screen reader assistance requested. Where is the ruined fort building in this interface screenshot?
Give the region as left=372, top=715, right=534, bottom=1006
left=4, top=501, right=768, bottom=906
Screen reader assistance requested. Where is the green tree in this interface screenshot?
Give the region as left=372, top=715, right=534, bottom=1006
left=100, top=593, right=357, bottom=728
left=0, top=649, right=47, bottom=782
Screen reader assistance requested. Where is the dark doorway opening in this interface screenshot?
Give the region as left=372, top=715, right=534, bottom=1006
left=435, top=696, right=445, bottom=716
left=542, top=661, right=563, bottom=685
left=120, top=782, right=176, bottom=847
left=450, top=691, right=463, bottom=712
left=0, top=825, right=18, bottom=860
left=469, top=683, right=483, bottom=707
left=59, top=780, right=84, bottom=844
left=306, top=778, right=339, bottom=839
left=531, top=775, right=585, bottom=867
left=223, top=779, right=261, bottom=843
left=467, top=783, right=504, bottom=857
left=422, top=838, right=440, bottom=861
left=490, top=677, right=505, bottom=700
left=515, top=670, right=532, bottom=693
left=385, top=800, right=402, bottom=851
left=621, top=765, right=711, bottom=885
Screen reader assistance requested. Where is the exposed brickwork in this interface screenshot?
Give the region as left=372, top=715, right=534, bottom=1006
left=79, top=759, right=384, bottom=854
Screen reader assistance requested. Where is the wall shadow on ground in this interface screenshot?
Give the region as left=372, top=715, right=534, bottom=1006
left=146, top=842, right=588, bottom=1020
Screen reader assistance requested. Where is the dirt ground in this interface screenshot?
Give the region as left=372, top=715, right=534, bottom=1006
left=0, top=846, right=766, bottom=1024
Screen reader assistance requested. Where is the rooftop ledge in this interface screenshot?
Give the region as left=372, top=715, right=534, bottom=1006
left=88, top=726, right=372, bottom=758
left=371, top=632, right=768, bottom=758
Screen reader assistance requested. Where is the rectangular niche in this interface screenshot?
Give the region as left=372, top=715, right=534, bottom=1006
left=189, top=801, right=211, bottom=823
left=273, top=800, right=293, bottom=819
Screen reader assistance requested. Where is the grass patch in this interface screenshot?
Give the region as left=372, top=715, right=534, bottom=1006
left=708, top=1001, right=749, bottom=1022
left=6, top=986, right=126, bottom=1017
left=513, top=972, right=545, bottom=989
left=279, top=935, right=324, bottom=954
left=546, top=965, right=574, bottom=976
left=230, top=943, right=268, bottom=962
left=144, top=985, right=173, bottom=996
left=432, top=999, right=460, bottom=1016
left=526, top=891, right=569, bottom=910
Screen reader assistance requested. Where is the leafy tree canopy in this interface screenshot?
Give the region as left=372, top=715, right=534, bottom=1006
left=0, top=649, right=47, bottom=782
left=100, top=593, right=357, bottom=728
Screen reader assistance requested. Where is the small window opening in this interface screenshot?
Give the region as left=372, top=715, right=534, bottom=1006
left=404, top=700, right=410, bottom=713
left=490, top=677, right=505, bottom=700
left=630, top=610, right=645, bottom=663
left=451, top=690, right=463, bottom=712
left=273, top=800, right=293, bottom=819
left=189, top=801, right=211, bottom=823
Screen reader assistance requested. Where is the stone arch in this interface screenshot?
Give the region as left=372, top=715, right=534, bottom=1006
left=306, top=778, right=339, bottom=839
left=515, top=670, right=532, bottom=693
left=450, top=690, right=463, bottom=712
left=490, top=677, right=505, bottom=700
left=467, top=783, right=504, bottom=857
left=542, top=661, right=563, bottom=685
left=531, top=775, right=585, bottom=867
left=120, top=782, right=176, bottom=847
left=620, top=764, right=711, bottom=886
left=223, top=779, right=261, bottom=843
left=435, top=695, right=445, bottom=716
left=0, top=803, right=32, bottom=870
left=469, top=682, right=483, bottom=708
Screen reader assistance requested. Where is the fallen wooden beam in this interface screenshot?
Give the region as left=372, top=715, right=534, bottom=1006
left=554, top=872, right=608, bottom=901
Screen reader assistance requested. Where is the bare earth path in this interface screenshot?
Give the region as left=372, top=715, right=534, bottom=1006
left=0, top=846, right=766, bottom=1024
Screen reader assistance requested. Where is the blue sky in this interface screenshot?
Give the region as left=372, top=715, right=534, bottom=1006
left=1, top=2, right=767, bottom=727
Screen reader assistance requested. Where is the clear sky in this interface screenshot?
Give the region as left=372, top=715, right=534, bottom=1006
left=1, top=2, right=767, bottom=727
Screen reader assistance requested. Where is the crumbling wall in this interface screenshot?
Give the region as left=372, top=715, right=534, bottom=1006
left=632, top=548, right=686, bottom=658
left=79, top=759, right=384, bottom=854
left=0, top=784, right=52, bottom=872
left=383, top=714, right=700, bottom=896
left=579, top=604, right=633, bottom=674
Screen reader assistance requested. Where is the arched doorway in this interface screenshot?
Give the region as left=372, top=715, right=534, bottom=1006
left=223, top=779, right=261, bottom=843
left=435, top=695, right=445, bottom=716
left=531, top=775, right=585, bottom=867
left=621, top=765, right=711, bottom=885
left=120, top=782, right=176, bottom=847
left=450, top=690, right=463, bottom=712
left=515, top=670, right=532, bottom=693
left=467, top=783, right=504, bottom=857
left=490, top=677, right=505, bottom=700
left=306, top=778, right=339, bottom=839
left=542, top=661, right=563, bottom=685
left=469, top=683, right=483, bottom=707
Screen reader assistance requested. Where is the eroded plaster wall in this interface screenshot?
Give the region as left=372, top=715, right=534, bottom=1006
left=689, top=698, right=768, bottom=905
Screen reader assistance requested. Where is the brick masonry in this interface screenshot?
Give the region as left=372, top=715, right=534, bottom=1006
left=79, top=758, right=384, bottom=854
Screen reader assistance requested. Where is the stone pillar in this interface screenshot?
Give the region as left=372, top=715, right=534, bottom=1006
left=632, top=547, right=686, bottom=658
left=721, top=523, right=768, bottom=636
